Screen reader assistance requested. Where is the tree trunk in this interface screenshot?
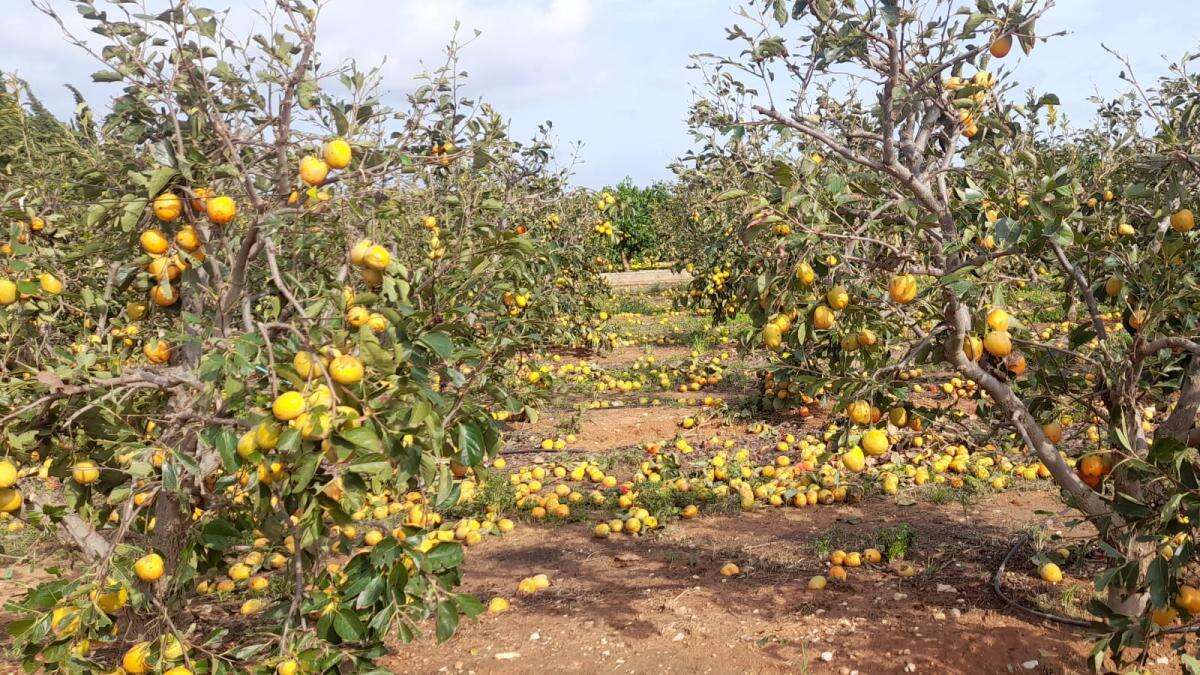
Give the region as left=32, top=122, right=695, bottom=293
left=1156, top=355, right=1200, bottom=442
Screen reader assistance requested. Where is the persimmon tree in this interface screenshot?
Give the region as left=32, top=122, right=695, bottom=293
left=678, top=0, right=1200, bottom=666
left=0, top=1, right=606, bottom=671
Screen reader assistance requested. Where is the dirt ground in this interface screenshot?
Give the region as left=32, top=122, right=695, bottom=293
left=376, top=281, right=1187, bottom=674
left=1, top=275, right=1188, bottom=674
left=602, top=270, right=693, bottom=289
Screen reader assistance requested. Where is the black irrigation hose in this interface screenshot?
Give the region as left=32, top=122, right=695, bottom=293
left=993, top=531, right=1094, bottom=628
left=993, top=531, right=1200, bottom=635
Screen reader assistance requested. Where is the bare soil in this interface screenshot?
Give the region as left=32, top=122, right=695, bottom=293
left=385, top=489, right=1159, bottom=675
left=602, top=270, right=693, bottom=289
left=380, top=326, right=1188, bottom=675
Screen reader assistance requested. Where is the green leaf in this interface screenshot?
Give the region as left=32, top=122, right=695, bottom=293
left=5, top=618, right=35, bottom=638
left=145, top=166, right=178, bottom=198
left=340, top=425, right=382, bottom=453
left=881, top=0, right=900, bottom=26
left=455, top=422, right=485, bottom=466
left=290, top=452, right=322, bottom=494
left=1147, top=436, right=1187, bottom=466
left=435, top=600, right=459, bottom=643
left=424, top=542, right=463, bottom=572
left=199, top=519, right=242, bottom=551
left=962, top=12, right=987, bottom=35
left=355, top=575, right=386, bottom=609
left=202, top=427, right=239, bottom=472
left=418, top=332, right=455, bottom=359
left=277, top=427, right=301, bottom=453
left=1147, top=556, right=1168, bottom=608
left=346, top=461, right=391, bottom=477
left=119, top=197, right=149, bottom=232
left=369, top=537, right=400, bottom=568
left=1050, top=221, right=1073, bottom=246
left=333, top=608, right=366, bottom=642
left=86, top=203, right=109, bottom=229
left=456, top=593, right=484, bottom=618
left=773, top=0, right=788, bottom=26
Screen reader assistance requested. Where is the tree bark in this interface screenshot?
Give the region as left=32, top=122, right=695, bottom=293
left=1156, top=355, right=1200, bottom=442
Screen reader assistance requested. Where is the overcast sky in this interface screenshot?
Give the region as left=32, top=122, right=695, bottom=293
left=2, top=1, right=1198, bottom=187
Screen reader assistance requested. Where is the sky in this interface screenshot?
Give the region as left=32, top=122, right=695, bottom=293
left=2, top=1, right=1199, bottom=187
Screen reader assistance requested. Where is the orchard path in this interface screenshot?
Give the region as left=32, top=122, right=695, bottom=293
left=602, top=268, right=693, bottom=289
left=383, top=287, right=1186, bottom=675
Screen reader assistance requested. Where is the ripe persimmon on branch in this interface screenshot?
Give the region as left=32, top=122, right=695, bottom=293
left=676, top=0, right=1200, bottom=665
left=1, top=0, right=612, bottom=671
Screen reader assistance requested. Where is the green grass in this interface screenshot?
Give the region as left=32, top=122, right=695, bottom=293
left=927, top=485, right=951, bottom=504
left=607, top=293, right=659, bottom=315
left=1011, top=284, right=1066, bottom=324
left=876, top=523, right=915, bottom=561
left=447, top=467, right=516, bottom=518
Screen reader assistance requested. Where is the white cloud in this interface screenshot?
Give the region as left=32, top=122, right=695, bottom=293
left=316, top=0, right=599, bottom=102
left=3, top=0, right=1200, bottom=187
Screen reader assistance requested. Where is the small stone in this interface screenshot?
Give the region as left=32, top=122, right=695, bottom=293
left=530, top=632, right=540, bottom=641
left=1021, top=660, right=1039, bottom=670
left=933, top=611, right=947, bottom=621
left=936, top=583, right=956, bottom=594
left=904, top=663, right=917, bottom=673
left=893, top=592, right=908, bottom=601
left=495, top=652, right=520, bottom=661
left=951, top=608, right=962, bottom=619
left=821, top=651, right=834, bottom=662
left=673, top=632, right=686, bottom=642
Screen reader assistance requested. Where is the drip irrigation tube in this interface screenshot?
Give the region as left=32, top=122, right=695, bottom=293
left=993, top=532, right=1200, bottom=635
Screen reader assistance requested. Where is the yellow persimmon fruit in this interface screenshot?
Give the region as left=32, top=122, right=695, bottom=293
left=0, top=460, right=16, bottom=489
left=986, top=308, right=1010, bottom=331
left=122, top=642, right=152, bottom=674
left=1039, top=562, right=1063, bottom=583
left=175, top=225, right=202, bottom=252
left=889, top=274, right=917, bottom=304
left=39, top=273, right=64, bottom=295
left=72, top=460, right=101, bottom=485
left=272, top=391, right=306, bottom=421
left=299, top=155, right=329, bottom=186
left=153, top=192, right=183, bottom=222
left=329, top=354, right=364, bottom=385
left=324, top=138, right=352, bottom=169
left=812, top=305, right=835, bottom=330
left=151, top=284, right=178, bottom=307
left=134, top=552, right=164, bottom=582
left=1171, top=208, right=1194, bottom=233
left=141, top=228, right=170, bottom=255
left=861, top=429, right=889, bottom=456
left=983, top=330, right=1012, bottom=357
left=989, top=34, right=1013, bottom=58
left=206, top=195, right=237, bottom=224
left=363, top=244, right=391, bottom=271
left=826, top=285, right=850, bottom=310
